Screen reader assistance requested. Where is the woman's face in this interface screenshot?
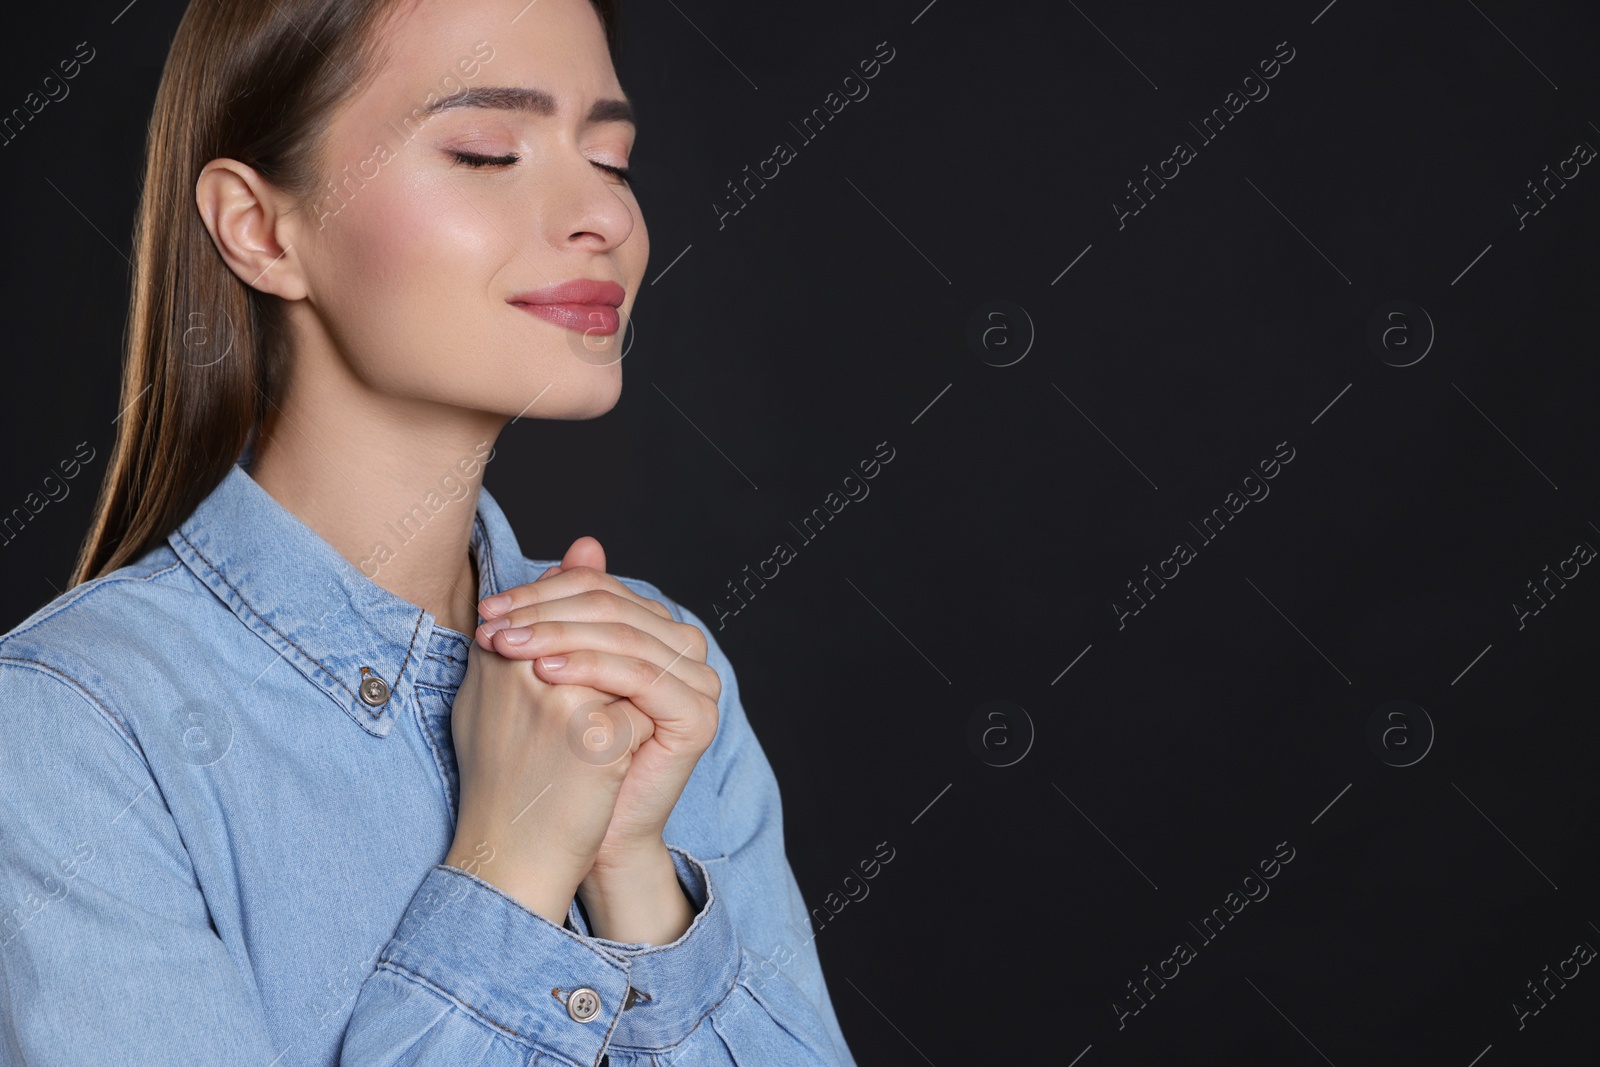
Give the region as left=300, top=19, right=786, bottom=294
left=290, top=0, right=645, bottom=421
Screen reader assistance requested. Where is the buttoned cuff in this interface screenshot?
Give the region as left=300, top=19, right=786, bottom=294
left=381, top=864, right=632, bottom=1065
left=583, top=845, right=742, bottom=1052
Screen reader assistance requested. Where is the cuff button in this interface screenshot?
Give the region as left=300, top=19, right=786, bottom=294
left=567, top=986, right=602, bottom=1023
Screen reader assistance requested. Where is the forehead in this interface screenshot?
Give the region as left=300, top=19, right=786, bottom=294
left=357, top=0, right=621, bottom=119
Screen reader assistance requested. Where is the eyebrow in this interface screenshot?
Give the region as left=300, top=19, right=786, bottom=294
left=422, top=85, right=635, bottom=128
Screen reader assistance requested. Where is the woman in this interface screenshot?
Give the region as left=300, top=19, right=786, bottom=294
left=0, top=1, right=855, bottom=1063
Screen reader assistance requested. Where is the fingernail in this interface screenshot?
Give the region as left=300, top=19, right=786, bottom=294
left=479, top=617, right=509, bottom=637
left=537, top=655, right=567, bottom=670
left=480, top=593, right=513, bottom=615
left=500, top=626, right=533, bottom=645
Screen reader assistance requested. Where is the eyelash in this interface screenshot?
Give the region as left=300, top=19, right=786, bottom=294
left=448, top=149, right=632, bottom=184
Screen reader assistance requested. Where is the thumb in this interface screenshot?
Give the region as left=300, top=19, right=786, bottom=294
left=546, top=535, right=607, bottom=577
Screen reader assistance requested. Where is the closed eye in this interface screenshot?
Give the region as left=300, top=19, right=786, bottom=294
left=449, top=149, right=631, bottom=185
left=450, top=149, right=519, bottom=168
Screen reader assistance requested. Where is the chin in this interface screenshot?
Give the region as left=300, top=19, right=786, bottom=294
left=542, top=372, right=625, bottom=421
left=583, top=376, right=626, bottom=418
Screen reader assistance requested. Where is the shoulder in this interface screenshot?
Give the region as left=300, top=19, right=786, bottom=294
left=0, top=542, right=212, bottom=663
left=0, top=544, right=218, bottom=749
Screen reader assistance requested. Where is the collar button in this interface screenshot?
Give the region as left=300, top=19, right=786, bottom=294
left=566, top=987, right=602, bottom=1023
left=359, top=670, right=391, bottom=706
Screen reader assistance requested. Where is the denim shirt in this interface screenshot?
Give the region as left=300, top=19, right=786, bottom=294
left=0, top=456, right=856, bottom=1067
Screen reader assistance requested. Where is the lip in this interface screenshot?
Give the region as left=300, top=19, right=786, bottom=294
left=509, top=279, right=625, bottom=336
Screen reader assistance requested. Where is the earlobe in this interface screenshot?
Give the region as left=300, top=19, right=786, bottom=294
left=193, top=159, right=308, bottom=300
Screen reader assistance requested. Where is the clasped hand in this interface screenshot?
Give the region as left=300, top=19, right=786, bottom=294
left=451, top=531, right=726, bottom=934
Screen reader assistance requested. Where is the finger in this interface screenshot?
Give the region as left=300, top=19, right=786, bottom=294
left=490, top=640, right=650, bottom=730
left=532, top=650, right=717, bottom=752
left=477, top=563, right=561, bottom=629
left=485, top=594, right=697, bottom=657
left=496, top=618, right=720, bottom=704
left=481, top=582, right=704, bottom=666
left=560, top=536, right=607, bottom=574
left=479, top=565, right=674, bottom=626
left=476, top=563, right=559, bottom=650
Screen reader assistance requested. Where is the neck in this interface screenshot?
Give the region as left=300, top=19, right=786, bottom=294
left=248, top=372, right=505, bottom=638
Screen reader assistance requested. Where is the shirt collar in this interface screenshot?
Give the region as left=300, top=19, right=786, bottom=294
left=168, top=454, right=529, bottom=738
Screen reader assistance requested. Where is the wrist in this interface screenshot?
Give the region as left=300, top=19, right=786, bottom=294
left=444, top=844, right=582, bottom=926
left=578, top=841, right=695, bottom=945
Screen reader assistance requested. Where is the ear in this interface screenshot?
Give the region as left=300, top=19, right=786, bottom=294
left=194, top=159, right=309, bottom=301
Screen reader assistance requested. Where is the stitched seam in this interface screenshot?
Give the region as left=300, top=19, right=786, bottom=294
left=0, top=658, right=184, bottom=881
left=598, top=850, right=735, bottom=1052
left=384, top=609, right=426, bottom=720
left=174, top=529, right=360, bottom=703
left=378, top=957, right=626, bottom=1067
left=0, top=558, right=185, bottom=647
left=477, top=513, right=504, bottom=595
left=0, top=657, right=144, bottom=760
left=605, top=972, right=736, bottom=1053
left=413, top=689, right=458, bottom=824
left=143, top=559, right=187, bottom=582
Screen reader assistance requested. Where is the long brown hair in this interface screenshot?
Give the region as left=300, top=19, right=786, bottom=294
left=70, top=0, right=620, bottom=586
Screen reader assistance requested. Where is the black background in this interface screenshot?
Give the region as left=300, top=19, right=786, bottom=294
left=2, top=1, right=1598, bottom=1063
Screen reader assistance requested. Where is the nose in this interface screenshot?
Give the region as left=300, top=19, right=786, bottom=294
left=543, top=151, right=637, bottom=252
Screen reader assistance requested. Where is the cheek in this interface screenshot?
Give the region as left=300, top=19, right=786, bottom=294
left=313, top=175, right=509, bottom=384
left=333, top=174, right=501, bottom=302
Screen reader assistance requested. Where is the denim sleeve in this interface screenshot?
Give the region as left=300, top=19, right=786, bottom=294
left=0, top=660, right=660, bottom=1066
left=559, top=599, right=858, bottom=1066
left=346, top=862, right=642, bottom=1064
left=0, top=661, right=282, bottom=1063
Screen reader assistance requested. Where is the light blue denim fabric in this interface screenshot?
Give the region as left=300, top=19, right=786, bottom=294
left=0, top=449, right=856, bottom=1067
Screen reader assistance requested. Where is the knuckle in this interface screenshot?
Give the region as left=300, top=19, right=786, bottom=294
left=608, top=619, right=635, bottom=648
left=680, top=623, right=709, bottom=660
left=628, top=656, right=658, bottom=687
left=693, top=699, right=720, bottom=746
